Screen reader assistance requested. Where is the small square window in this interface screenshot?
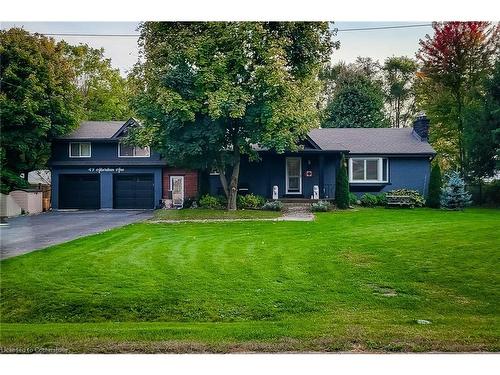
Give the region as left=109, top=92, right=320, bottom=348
left=69, top=143, right=91, bottom=157
left=119, top=143, right=150, bottom=157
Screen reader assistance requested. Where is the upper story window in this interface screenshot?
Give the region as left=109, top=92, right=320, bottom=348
left=69, top=142, right=91, bottom=158
left=118, top=143, right=150, bottom=158
left=348, top=157, right=388, bottom=183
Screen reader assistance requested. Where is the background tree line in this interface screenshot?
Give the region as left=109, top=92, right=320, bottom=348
left=0, top=28, right=132, bottom=193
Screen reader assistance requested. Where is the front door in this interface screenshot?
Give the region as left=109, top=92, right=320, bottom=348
left=170, top=176, right=184, bottom=206
left=286, top=157, right=302, bottom=195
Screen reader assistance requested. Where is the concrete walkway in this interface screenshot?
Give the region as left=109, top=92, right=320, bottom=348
left=0, top=210, right=153, bottom=259
left=281, top=204, right=315, bottom=221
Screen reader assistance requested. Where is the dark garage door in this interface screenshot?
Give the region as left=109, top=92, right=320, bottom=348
left=59, top=174, right=100, bottom=209
left=114, top=174, right=154, bottom=209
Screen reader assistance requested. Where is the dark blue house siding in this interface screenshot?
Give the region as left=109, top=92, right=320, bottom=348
left=51, top=141, right=164, bottom=163
left=209, top=153, right=340, bottom=199
left=51, top=140, right=164, bottom=209
left=383, top=157, right=431, bottom=195
left=349, top=156, right=432, bottom=197
left=209, top=153, right=431, bottom=200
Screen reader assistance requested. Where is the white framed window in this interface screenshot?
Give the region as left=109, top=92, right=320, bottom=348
left=118, top=143, right=150, bottom=157
left=348, top=157, right=388, bottom=183
left=69, top=142, right=91, bottom=158
left=286, top=157, right=302, bottom=194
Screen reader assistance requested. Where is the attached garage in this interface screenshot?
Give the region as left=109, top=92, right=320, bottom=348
left=113, top=174, right=154, bottom=209
left=59, top=174, right=100, bottom=209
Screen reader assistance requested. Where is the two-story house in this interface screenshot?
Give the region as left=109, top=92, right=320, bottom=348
left=50, top=118, right=198, bottom=209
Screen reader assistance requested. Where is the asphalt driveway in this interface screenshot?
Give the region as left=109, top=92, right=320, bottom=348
left=0, top=210, right=153, bottom=259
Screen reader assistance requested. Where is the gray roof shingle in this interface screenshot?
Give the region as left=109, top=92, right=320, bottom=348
left=308, top=128, right=436, bottom=155
left=58, top=121, right=127, bottom=140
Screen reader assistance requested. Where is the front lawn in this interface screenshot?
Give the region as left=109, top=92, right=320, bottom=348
left=1, top=208, right=499, bottom=353
left=153, top=208, right=281, bottom=220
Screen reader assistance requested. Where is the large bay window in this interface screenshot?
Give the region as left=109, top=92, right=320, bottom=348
left=348, top=157, right=388, bottom=183
left=118, top=144, right=150, bottom=157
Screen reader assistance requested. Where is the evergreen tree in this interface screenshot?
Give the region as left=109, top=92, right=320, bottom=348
left=335, top=155, right=350, bottom=209
left=440, top=171, right=472, bottom=210
left=427, top=162, right=442, bottom=208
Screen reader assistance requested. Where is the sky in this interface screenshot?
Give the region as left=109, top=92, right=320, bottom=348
left=0, top=21, right=435, bottom=76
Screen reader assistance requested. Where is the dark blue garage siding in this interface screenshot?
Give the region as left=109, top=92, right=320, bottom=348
left=51, top=167, right=163, bottom=209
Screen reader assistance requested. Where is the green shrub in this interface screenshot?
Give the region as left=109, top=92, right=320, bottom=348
left=335, top=155, right=350, bottom=209
left=376, top=193, right=387, bottom=206
left=262, top=200, right=283, bottom=211
left=387, top=189, right=426, bottom=207
left=217, top=195, right=227, bottom=208
left=349, top=192, right=358, bottom=206
left=182, top=198, right=196, bottom=209
left=237, top=193, right=266, bottom=209
left=360, top=193, right=378, bottom=207
left=311, top=200, right=331, bottom=212
left=427, top=163, right=442, bottom=208
left=198, top=194, right=223, bottom=209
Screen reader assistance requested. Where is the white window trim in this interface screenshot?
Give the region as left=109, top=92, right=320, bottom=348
left=285, top=157, right=302, bottom=194
left=69, top=142, right=91, bottom=158
left=348, top=157, right=388, bottom=183
left=118, top=143, right=151, bottom=158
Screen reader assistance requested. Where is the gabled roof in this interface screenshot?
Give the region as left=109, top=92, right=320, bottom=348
left=308, top=128, right=436, bottom=155
left=57, top=119, right=139, bottom=140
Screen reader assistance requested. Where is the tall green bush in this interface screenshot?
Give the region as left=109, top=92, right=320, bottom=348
left=335, top=155, right=350, bottom=209
left=427, top=162, right=442, bottom=208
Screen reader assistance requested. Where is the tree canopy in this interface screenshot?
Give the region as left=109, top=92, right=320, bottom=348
left=130, top=22, right=334, bottom=209
left=0, top=28, right=81, bottom=193
left=321, top=61, right=389, bottom=128
left=417, top=22, right=500, bottom=176
left=63, top=43, right=132, bottom=121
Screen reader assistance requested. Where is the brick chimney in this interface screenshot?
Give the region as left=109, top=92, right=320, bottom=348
left=413, top=112, right=429, bottom=141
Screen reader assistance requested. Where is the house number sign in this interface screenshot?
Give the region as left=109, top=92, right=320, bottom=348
left=88, top=167, right=125, bottom=173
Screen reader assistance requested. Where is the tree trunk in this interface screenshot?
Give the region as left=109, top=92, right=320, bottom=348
left=227, top=148, right=241, bottom=211
left=396, top=98, right=401, bottom=128
left=217, top=148, right=241, bottom=211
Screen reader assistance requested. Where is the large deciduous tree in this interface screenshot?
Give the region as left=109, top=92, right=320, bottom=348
left=321, top=62, right=389, bottom=128
left=417, top=22, right=499, bottom=175
left=130, top=22, right=334, bottom=209
left=0, top=28, right=81, bottom=193
left=383, top=56, right=418, bottom=128
left=63, top=43, right=132, bottom=121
